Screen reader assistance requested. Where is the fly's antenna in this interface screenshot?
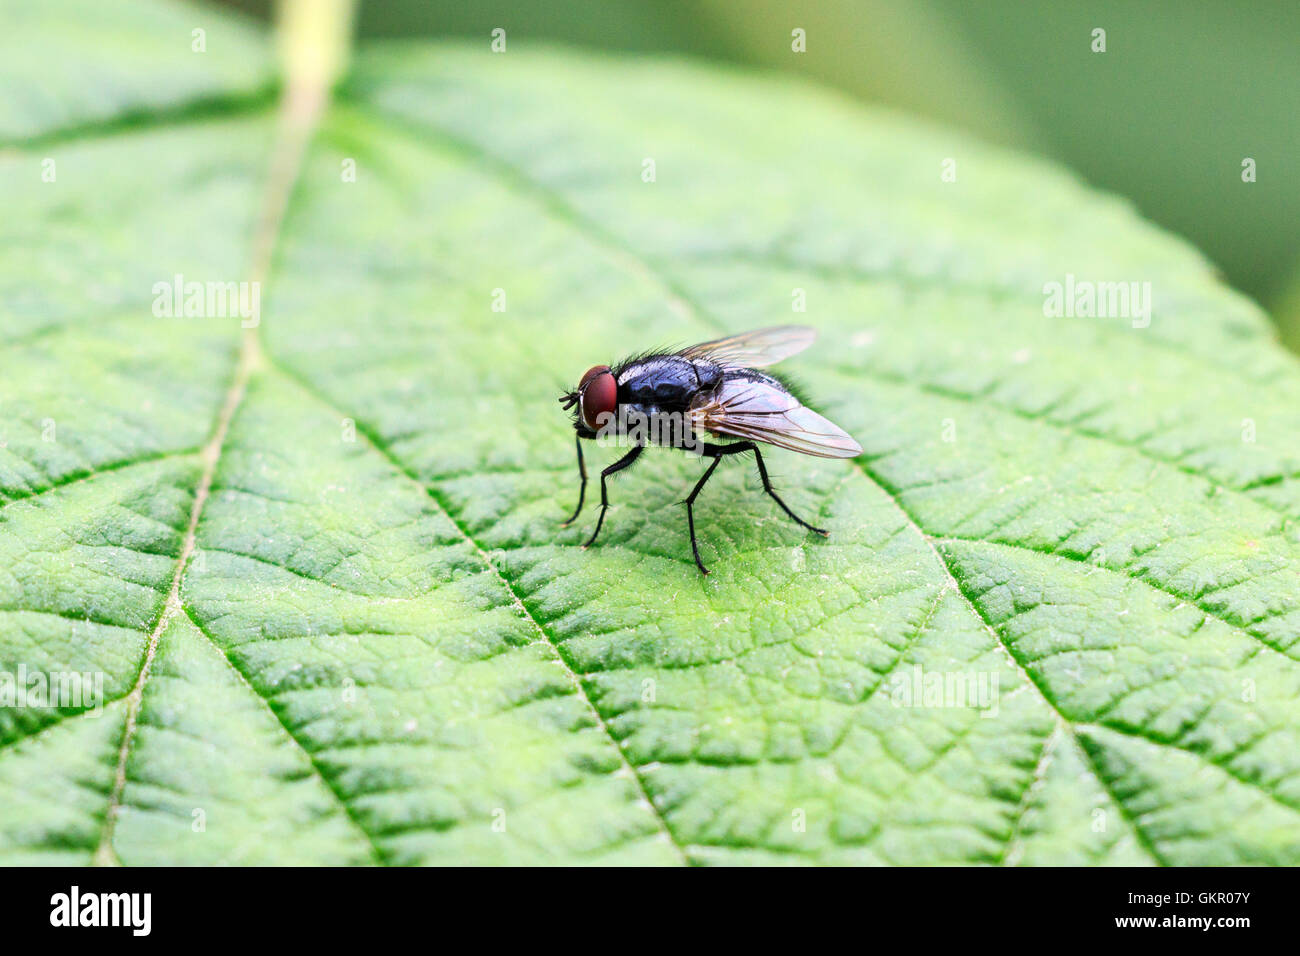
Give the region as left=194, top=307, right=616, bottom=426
left=559, top=391, right=579, bottom=410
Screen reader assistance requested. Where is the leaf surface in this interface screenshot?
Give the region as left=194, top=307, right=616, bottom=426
left=2, top=3, right=1299, bottom=865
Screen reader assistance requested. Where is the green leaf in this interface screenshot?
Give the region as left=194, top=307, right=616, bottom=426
left=3, top=1, right=1299, bottom=866
left=0, top=0, right=273, bottom=141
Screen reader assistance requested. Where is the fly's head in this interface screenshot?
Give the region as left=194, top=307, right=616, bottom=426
left=559, top=364, right=617, bottom=438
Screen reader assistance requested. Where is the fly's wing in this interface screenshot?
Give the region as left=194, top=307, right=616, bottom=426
left=678, top=325, right=816, bottom=369
left=691, top=375, right=862, bottom=459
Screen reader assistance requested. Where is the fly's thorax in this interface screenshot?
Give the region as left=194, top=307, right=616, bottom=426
left=616, top=355, right=724, bottom=412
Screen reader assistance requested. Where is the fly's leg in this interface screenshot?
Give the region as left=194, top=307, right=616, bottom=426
left=684, top=456, right=724, bottom=574
left=560, top=433, right=587, bottom=526
left=684, top=444, right=827, bottom=574
left=582, top=444, right=644, bottom=549
left=741, top=442, right=829, bottom=536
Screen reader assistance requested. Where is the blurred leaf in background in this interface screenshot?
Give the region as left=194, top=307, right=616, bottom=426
left=221, top=0, right=1300, bottom=351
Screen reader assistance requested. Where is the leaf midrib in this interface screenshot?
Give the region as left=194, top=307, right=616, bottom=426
left=92, top=338, right=255, bottom=865
left=89, top=82, right=309, bottom=866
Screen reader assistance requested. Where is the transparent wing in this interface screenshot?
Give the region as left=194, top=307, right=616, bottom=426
left=691, top=376, right=862, bottom=459
left=679, top=325, right=816, bottom=369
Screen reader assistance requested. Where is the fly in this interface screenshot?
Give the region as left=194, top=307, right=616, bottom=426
left=557, top=325, right=862, bottom=574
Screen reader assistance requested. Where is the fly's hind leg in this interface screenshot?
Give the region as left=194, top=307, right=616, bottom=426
left=684, top=443, right=827, bottom=574
left=740, top=442, right=829, bottom=537
left=684, top=455, right=724, bottom=574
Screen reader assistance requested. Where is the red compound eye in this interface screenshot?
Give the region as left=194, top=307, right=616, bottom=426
left=578, top=365, right=608, bottom=389
left=579, top=366, right=617, bottom=430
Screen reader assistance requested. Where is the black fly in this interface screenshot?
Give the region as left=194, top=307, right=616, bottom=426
left=557, top=325, right=861, bottom=574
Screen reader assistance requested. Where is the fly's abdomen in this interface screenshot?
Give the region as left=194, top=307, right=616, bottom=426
left=614, top=402, right=699, bottom=449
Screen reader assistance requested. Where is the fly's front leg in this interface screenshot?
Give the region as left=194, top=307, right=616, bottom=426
left=561, top=433, right=587, bottom=526
left=582, top=443, right=644, bottom=549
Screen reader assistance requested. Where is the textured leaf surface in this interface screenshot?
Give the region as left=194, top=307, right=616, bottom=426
left=2, top=3, right=1300, bottom=865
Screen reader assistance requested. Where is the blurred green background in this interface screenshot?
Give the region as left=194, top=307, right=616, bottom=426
left=220, top=0, right=1300, bottom=353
